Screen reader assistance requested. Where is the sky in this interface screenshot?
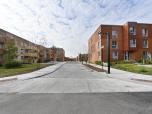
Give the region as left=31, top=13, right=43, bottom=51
left=0, top=0, right=152, bottom=57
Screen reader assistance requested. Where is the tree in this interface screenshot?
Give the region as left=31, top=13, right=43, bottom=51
left=4, top=39, right=18, bottom=63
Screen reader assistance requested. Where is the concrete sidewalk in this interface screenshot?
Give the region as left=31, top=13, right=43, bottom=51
left=87, top=63, right=152, bottom=82
left=0, top=62, right=66, bottom=81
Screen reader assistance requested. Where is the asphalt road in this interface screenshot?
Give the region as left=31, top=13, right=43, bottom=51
left=0, top=62, right=152, bottom=114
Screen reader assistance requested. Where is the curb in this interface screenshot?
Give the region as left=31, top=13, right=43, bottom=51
left=27, top=62, right=65, bottom=79
left=0, top=62, right=66, bottom=81
left=131, top=78, right=152, bottom=83
left=0, top=75, right=18, bottom=82
left=87, top=63, right=152, bottom=82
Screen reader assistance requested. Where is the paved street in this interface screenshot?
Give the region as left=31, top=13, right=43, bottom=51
left=0, top=62, right=152, bottom=114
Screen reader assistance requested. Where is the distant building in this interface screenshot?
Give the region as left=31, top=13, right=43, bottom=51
left=49, top=47, right=65, bottom=62
left=88, top=22, right=152, bottom=63
left=77, top=54, right=88, bottom=62
left=65, top=57, right=76, bottom=61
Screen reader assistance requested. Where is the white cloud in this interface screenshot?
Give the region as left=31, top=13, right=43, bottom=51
left=0, top=0, right=152, bottom=57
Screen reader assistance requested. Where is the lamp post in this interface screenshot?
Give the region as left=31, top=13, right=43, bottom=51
left=101, top=45, right=104, bottom=70
left=98, top=32, right=111, bottom=74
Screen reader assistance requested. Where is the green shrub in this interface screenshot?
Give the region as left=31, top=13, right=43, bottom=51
left=139, top=67, right=148, bottom=73
left=145, top=60, right=152, bottom=64
left=95, top=61, right=101, bottom=65
left=4, top=61, right=22, bottom=69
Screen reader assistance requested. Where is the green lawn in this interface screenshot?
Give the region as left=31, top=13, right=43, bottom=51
left=0, top=63, right=52, bottom=78
left=112, top=63, right=152, bottom=75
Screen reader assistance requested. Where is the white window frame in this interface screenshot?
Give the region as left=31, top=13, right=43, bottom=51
left=143, top=39, right=148, bottom=48
left=98, top=33, right=101, bottom=49
left=112, top=41, right=118, bottom=48
left=130, top=39, right=136, bottom=48
left=129, top=26, right=136, bottom=35
left=112, top=51, right=118, bottom=59
left=142, top=28, right=148, bottom=37
left=112, top=31, right=118, bottom=38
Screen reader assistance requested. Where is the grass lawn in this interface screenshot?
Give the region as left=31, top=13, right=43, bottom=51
left=112, top=63, right=152, bottom=75
left=0, top=63, right=52, bottom=78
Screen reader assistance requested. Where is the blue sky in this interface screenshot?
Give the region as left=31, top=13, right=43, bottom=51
left=0, top=0, right=152, bottom=57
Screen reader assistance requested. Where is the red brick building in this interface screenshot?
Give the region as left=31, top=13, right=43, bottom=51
left=88, top=22, right=152, bottom=63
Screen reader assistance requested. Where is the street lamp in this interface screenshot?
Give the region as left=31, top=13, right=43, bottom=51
left=98, top=32, right=111, bottom=74
left=101, top=45, right=104, bottom=70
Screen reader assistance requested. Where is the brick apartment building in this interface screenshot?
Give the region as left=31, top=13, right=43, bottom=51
left=88, top=22, right=152, bottom=63
left=0, top=28, right=65, bottom=64
left=0, top=29, right=39, bottom=64
left=50, top=46, right=65, bottom=62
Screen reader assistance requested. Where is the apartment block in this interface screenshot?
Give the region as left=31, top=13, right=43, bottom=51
left=38, top=45, right=51, bottom=63
left=88, top=22, right=152, bottom=63
left=50, top=47, right=65, bottom=62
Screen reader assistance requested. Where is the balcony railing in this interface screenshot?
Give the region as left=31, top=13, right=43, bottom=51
left=21, top=53, right=38, bottom=57
left=0, top=49, right=4, bottom=55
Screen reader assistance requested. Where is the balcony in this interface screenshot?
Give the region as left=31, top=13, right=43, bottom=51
left=21, top=52, right=38, bottom=58
left=0, top=49, right=4, bottom=55
left=0, top=38, right=5, bottom=43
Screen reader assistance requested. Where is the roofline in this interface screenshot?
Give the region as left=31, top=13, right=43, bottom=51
left=0, top=28, right=37, bottom=45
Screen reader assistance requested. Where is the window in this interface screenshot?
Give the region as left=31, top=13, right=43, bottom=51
left=112, top=41, right=118, bottom=48
left=98, top=41, right=100, bottom=49
left=142, top=28, right=148, bottom=37
left=143, top=39, right=148, bottom=48
left=124, top=51, right=129, bottom=60
left=129, top=26, right=136, bottom=35
left=112, top=51, right=118, bottom=59
left=98, top=51, right=101, bottom=59
left=130, top=39, right=136, bottom=48
left=143, top=51, right=148, bottom=59
left=98, top=33, right=101, bottom=49
left=112, top=31, right=118, bottom=38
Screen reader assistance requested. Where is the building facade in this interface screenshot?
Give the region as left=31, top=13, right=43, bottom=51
left=77, top=54, right=88, bottom=62
left=0, top=29, right=40, bottom=64
left=49, top=47, right=65, bottom=62
left=88, top=22, right=152, bottom=63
